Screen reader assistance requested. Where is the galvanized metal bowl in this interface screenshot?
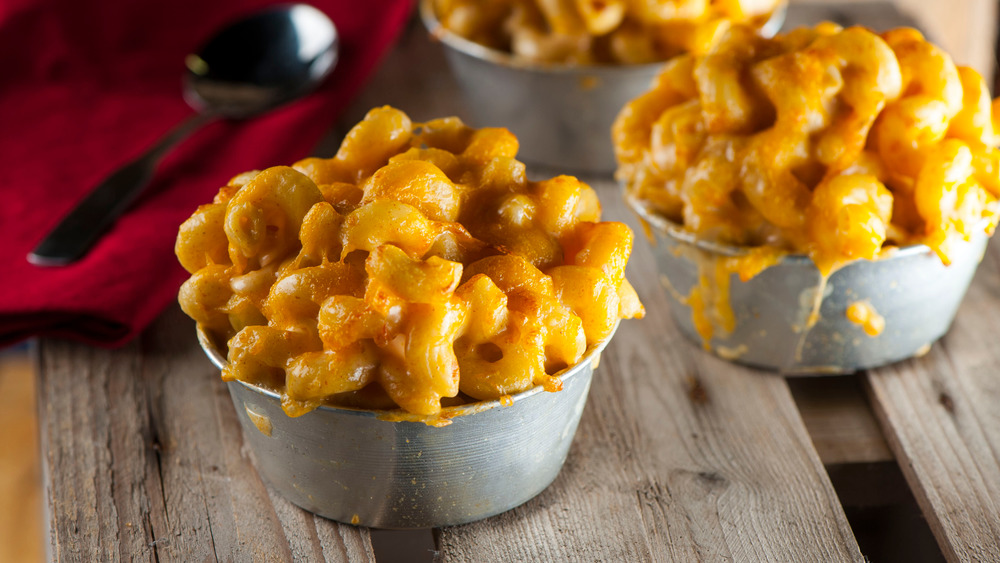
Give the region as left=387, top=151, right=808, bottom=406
left=197, top=323, right=617, bottom=528
left=420, top=0, right=786, bottom=173
left=628, top=196, right=990, bottom=374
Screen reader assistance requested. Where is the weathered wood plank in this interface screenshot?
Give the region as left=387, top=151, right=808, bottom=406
left=38, top=306, right=376, bottom=562
left=38, top=338, right=152, bottom=562
left=865, top=237, right=1000, bottom=563
left=435, top=186, right=863, bottom=562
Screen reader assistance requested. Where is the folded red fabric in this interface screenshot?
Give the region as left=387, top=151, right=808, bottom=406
left=0, top=0, right=413, bottom=348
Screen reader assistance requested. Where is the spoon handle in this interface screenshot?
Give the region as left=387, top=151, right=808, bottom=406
left=28, top=113, right=214, bottom=266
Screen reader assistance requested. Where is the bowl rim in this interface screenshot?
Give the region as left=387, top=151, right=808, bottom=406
left=623, top=191, right=955, bottom=264
left=197, top=319, right=618, bottom=421
left=419, top=0, right=787, bottom=73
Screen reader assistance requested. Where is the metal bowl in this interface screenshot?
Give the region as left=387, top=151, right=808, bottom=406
left=420, top=0, right=786, bottom=173
left=628, top=196, right=990, bottom=374
left=197, top=323, right=617, bottom=528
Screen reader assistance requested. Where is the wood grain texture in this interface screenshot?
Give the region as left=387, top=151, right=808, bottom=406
left=435, top=187, right=863, bottom=562
left=865, top=237, right=1000, bottom=563
left=37, top=306, right=376, bottom=562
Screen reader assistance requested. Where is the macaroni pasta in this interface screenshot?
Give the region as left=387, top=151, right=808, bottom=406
left=614, top=24, right=1000, bottom=275
left=178, top=107, right=644, bottom=417
left=432, top=0, right=784, bottom=64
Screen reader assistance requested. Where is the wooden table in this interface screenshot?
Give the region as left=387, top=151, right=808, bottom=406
left=36, top=2, right=1000, bottom=561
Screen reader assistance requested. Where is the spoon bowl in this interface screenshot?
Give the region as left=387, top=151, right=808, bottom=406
left=185, top=4, right=338, bottom=118
left=29, top=3, right=338, bottom=266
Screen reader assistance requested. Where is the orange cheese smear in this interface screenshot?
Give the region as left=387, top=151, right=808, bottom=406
left=678, top=246, right=784, bottom=346
left=615, top=23, right=1000, bottom=347
left=244, top=407, right=273, bottom=437
left=846, top=301, right=886, bottom=337
left=176, top=106, right=644, bottom=418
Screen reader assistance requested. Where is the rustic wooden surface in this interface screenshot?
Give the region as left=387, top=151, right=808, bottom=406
left=37, top=307, right=376, bottom=562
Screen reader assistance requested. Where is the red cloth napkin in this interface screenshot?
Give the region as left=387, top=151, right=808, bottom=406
left=0, top=0, right=413, bottom=348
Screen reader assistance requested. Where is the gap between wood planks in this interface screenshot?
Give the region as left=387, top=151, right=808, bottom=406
left=787, top=375, right=893, bottom=466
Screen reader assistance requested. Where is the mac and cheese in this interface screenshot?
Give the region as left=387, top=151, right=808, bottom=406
left=432, top=0, right=784, bottom=64
left=614, top=24, right=1000, bottom=275
left=178, top=107, right=644, bottom=417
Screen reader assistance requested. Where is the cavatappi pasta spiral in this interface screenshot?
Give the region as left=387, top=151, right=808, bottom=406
left=178, top=106, right=643, bottom=417
left=614, top=24, right=1000, bottom=275
left=432, top=0, right=784, bottom=64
